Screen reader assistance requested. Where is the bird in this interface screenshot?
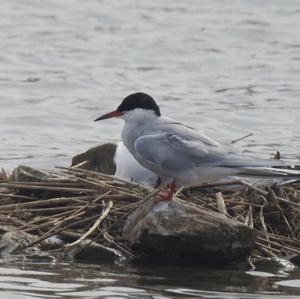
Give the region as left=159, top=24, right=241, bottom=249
left=113, top=141, right=159, bottom=188
left=95, top=92, right=300, bottom=200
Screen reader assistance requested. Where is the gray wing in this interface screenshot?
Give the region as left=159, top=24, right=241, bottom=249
left=134, top=117, right=289, bottom=174
left=134, top=132, right=224, bottom=172
left=159, top=117, right=221, bottom=148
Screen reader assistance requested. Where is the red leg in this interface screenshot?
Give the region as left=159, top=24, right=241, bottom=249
left=158, top=180, right=176, bottom=201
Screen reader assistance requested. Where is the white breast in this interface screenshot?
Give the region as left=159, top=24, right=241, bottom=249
left=114, top=142, right=159, bottom=188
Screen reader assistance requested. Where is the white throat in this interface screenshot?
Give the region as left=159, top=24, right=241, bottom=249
left=122, top=108, right=159, bottom=124
left=121, top=108, right=159, bottom=157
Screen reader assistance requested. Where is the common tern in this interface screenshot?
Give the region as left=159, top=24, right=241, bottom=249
left=95, top=92, right=300, bottom=200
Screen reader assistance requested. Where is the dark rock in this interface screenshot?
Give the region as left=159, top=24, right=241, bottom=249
left=43, top=235, right=65, bottom=250
left=123, top=198, right=256, bottom=264
left=289, top=254, right=300, bottom=266
left=11, top=165, right=50, bottom=182
left=251, top=256, right=296, bottom=273
left=71, top=143, right=117, bottom=174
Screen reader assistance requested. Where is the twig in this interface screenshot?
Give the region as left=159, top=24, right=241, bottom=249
left=0, top=196, right=91, bottom=211
left=259, top=203, right=271, bottom=253
left=241, top=180, right=300, bottom=207
left=275, top=203, right=295, bottom=238
left=25, top=206, right=88, bottom=248
left=0, top=182, right=98, bottom=193
left=216, top=192, right=227, bottom=215
left=65, top=201, right=113, bottom=248
left=248, top=255, right=255, bottom=270
left=231, top=133, right=254, bottom=144
left=103, top=231, right=135, bottom=258
left=257, top=236, right=300, bottom=255
left=0, top=193, right=37, bottom=200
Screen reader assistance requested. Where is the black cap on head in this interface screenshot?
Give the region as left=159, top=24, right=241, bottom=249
left=117, top=92, right=161, bottom=116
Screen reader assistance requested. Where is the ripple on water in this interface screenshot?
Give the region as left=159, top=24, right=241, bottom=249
left=0, top=0, right=300, bottom=170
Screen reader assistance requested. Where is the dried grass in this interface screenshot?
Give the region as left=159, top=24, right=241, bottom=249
left=0, top=166, right=299, bottom=260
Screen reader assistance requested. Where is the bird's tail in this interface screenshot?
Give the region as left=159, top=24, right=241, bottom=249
left=220, top=155, right=300, bottom=179
left=235, top=166, right=300, bottom=178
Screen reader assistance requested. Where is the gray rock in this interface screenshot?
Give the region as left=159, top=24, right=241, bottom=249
left=0, top=226, right=121, bottom=263
left=123, top=198, right=256, bottom=264
left=0, top=229, right=65, bottom=262
left=11, top=165, right=50, bottom=182
left=71, top=143, right=117, bottom=174
left=0, top=229, right=41, bottom=255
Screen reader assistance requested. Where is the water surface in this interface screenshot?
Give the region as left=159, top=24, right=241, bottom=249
left=0, top=258, right=300, bottom=298
left=0, top=0, right=299, bottom=170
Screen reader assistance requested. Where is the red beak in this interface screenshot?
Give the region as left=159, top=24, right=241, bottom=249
left=94, top=110, right=123, bottom=121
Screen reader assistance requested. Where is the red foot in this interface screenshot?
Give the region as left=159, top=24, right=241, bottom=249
left=156, top=180, right=176, bottom=202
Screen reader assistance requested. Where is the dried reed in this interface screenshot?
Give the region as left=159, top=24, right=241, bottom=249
left=0, top=166, right=299, bottom=260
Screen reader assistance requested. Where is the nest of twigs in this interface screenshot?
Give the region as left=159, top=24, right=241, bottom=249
left=0, top=166, right=299, bottom=261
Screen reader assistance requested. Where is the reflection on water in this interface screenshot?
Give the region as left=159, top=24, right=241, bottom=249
left=0, top=258, right=299, bottom=298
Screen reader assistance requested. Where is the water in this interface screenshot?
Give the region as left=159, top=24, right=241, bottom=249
left=0, top=258, right=300, bottom=298
left=0, top=0, right=300, bottom=297
left=1, top=0, right=300, bottom=170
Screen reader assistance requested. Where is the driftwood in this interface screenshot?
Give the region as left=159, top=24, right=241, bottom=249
left=0, top=165, right=299, bottom=263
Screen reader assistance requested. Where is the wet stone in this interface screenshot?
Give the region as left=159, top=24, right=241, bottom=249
left=123, top=198, right=256, bottom=264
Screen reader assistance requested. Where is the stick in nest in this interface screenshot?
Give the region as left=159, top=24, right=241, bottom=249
left=64, top=200, right=113, bottom=248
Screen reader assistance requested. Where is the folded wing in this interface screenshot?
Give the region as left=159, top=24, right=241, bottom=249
left=134, top=132, right=222, bottom=173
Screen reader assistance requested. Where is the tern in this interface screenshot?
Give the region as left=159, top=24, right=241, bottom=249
left=95, top=92, right=300, bottom=200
